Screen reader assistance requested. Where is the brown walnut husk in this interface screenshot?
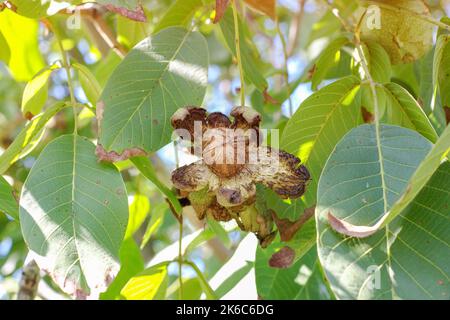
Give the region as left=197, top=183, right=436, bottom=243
left=170, top=106, right=310, bottom=247
left=359, top=0, right=433, bottom=64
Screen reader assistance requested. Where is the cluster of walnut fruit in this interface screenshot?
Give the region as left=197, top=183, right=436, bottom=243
left=170, top=106, right=310, bottom=247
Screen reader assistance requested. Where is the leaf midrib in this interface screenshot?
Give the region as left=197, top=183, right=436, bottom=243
left=282, top=78, right=360, bottom=169
left=105, top=30, right=191, bottom=151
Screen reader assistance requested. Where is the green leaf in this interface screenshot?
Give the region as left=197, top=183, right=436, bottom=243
left=21, top=64, right=59, bottom=117
left=120, top=262, right=169, bottom=300
left=154, top=0, right=203, bottom=34
left=215, top=261, right=254, bottom=299
left=434, top=34, right=450, bottom=111
left=317, top=159, right=450, bottom=299
left=307, top=12, right=342, bottom=45
left=184, top=228, right=216, bottom=256
left=263, top=187, right=307, bottom=221
left=19, top=134, right=129, bottom=296
left=219, top=8, right=268, bottom=91
left=117, top=14, right=148, bottom=48
left=100, top=238, right=145, bottom=300
left=0, top=31, right=10, bottom=63
left=131, top=156, right=182, bottom=215
left=361, top=41, right=391, bottom=83
left=316, top=124, right=449, bottom=299
left=125, top=194, right=150, bottom=238
left=0, top=176, right=18, bottom=220
left=392, top=63, right=419, bottom=97
left=383, top=82, right=438, bottom=143
left=8, top=0, right=61, bottom=18
left=255, top=246, right=333, bottom=299
left=206, top=218, right=230, bottom=246
left=317, top=124, right=432, bottom=238
left=281, top=76, right=362, bottom=208
left=418, top=47, right=435, bottom=114
left=379, top=124, right=450, bottom=228
left=140, top=202, right=168, bottom=249
left=0, top=101, right=68, bottom=175
left=169, top=277, right=202, bottom=300
left=184, top=260, right=217, bottom=299
left=0, top=9, right=45, bottom=81
left=72, top=62, right=102, bottom=106
left=311, top=36, right=350, bottom=90
left=98, top=27, right=208, bottom=156
left=360, top=83, right=387, bottom=119
left=362, top=41, right=392, bottom=83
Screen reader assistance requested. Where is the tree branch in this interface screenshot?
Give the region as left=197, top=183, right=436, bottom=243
left=59, top=3, right=127, bottom=58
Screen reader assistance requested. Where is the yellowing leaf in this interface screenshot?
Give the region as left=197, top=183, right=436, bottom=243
left=21, top=64, right=59, bottom=118
left=244, top=0, right=276, bottom=20
left=72, top=63, right=102, bottom=106
left=125, top=194, right=150, bottom=238
left=121, top=263, right=168, bottom=300
left=0, top=9, right=45, bottom=81
left=0, top=176, right=18, bottom=220
left=0, top=102, right=68, bottom=175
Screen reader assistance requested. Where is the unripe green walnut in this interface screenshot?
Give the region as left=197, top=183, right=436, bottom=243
left=360, top=0, right=433, bottom=64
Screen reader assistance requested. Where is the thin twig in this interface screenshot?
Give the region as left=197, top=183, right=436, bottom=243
left=276, top=20, right=294, bottom=116
left=231, top=0, right=246, bottom=106
left=321, top=0, right=353, bottom=32
left=173, top=141, right=184, bottom=299
left=178, top=214, right=184, bottom=299
left=59, top=3, right=127, bottom=58
left=183, top=260, right=218, bottom=299
left=287, top=0, right=306, bottom=56
left=52, top=22, right=78, bottom=133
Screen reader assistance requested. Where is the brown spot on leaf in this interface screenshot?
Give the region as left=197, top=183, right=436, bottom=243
left=213, top=0, right=230, bottom=24
left=244, top=0, right=276, bottom=20
left=25, top=112, right=34, bottom=121
left=272, top=206, right=315, bottom=242
left=417, top=98, right=424, bottom=109
left=263, top=88, right=279, bottom=105
left=307, top=64, right=317, bottom=80
left=361, top=106, right=374, bottom=123
left=95, top=144, right=146, bottom=162
left=152, top=119, right=159, bottom=125
left=104, top=4, right=147, bottom=22
left=445, top=106, right=450, bottom=125
left=269, top=246, right=295, bottom=268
